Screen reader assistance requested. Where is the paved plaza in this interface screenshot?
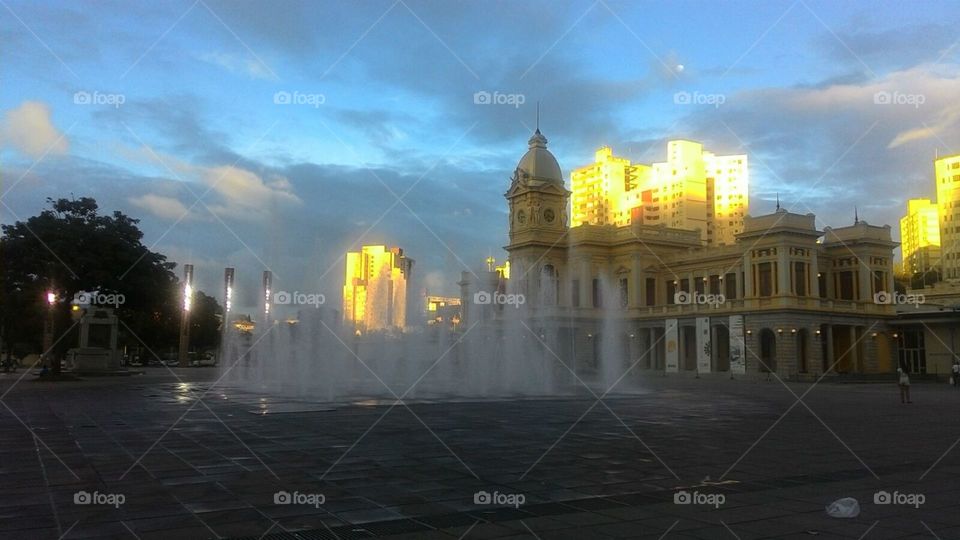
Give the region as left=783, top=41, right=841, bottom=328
left=1, top=369, right=959, bottom=539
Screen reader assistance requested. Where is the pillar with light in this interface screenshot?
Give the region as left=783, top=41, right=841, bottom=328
left=42, top=290, right=56, bottom=368
left=178, top=264, right=194, bottom=366
left=262, top=270, right=272, bottom=325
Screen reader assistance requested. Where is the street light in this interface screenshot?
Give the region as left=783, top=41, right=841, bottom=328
left=178, top=264, right=194, bottom=366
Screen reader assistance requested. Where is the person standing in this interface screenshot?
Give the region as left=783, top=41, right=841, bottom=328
left=898, top=367, right=912, bottom=404
left=951, top=361, right=959, bottom=389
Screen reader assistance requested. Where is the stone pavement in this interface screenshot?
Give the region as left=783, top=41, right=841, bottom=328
left=1, top=368, right=959, bottom=539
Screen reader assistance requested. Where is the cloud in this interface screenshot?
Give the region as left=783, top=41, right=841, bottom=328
left=888, top=104, right=960, bottom=148
left=202, top=165, right=302, bottom=219
left=129, top=193, right=191, bottom=221
left=199, top=51, right=277, bottom=80
left=1, top=101, right=70, bottom=158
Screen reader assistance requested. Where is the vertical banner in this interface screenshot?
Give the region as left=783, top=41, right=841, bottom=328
left=729, top=315, right=746, bottom=374
left=665, top=319, right=679, bottom=373
left=696, top=317, right=711, bottom=373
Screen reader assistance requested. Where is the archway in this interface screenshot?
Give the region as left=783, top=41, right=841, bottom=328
left=759, top=329, right=777, bottom=373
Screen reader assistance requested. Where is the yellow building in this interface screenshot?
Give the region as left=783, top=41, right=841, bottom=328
left=343, top=245, right=414, bottom=332
left=899, top=198, right=941, bottom=276
left=935, top=154, right=960, bottom=280
left=570, top=140, right=748, bottom=245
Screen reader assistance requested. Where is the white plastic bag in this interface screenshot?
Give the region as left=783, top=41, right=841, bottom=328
left=825, top=497, right=860, bottom=518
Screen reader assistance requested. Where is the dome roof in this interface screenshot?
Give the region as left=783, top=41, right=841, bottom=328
left=515, top=129, right=563, bottom=185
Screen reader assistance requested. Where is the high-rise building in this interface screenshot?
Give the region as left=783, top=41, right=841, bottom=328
left=899, top=198, right=941, bottom=276
left=935, top=154, right=960, bottom=280
left=570, top=140, right=748, bottom=245
left=343, top=245, right=414, bottom=332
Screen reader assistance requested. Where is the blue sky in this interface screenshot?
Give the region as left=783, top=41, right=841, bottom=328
left=2, top=0, right=960, bottom=314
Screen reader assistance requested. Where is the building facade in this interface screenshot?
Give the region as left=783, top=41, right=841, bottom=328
left=570, top=140, right=748, bottom=246
left=935, top=154, right=960, bottom=280
left=462, top=130, right=902, bottom=379
left=343, top=245, right=414, bottom=332
left=899, top=198, right=941, bottom=277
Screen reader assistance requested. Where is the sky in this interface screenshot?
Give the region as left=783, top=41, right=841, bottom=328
left=2, top=0, right=959, bottom=316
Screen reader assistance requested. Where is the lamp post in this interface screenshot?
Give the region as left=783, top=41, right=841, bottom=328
left=43, top=290, right=56, bottom=370
left=178, top=264, right=194, bottom=366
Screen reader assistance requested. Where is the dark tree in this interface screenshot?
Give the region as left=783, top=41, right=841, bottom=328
left=0, top=197, right=220, bottom=374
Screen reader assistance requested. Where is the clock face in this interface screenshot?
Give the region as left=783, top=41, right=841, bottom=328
left=516, top=210, right=526, bottom=224
left=543, top=208, right=555, bottom=223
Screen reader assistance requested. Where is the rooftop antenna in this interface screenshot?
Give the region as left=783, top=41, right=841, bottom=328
left=854, top=206, right=859, bottom=224
left=775, top=192, right=780, bottom=211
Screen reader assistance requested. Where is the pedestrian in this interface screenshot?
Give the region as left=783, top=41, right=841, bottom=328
left=951, top=360, right=959, bottom=389
left=898, top=367, right=912, bottom=404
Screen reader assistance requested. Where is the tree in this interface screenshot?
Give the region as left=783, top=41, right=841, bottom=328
left=0, top=197, right=220, bottom=375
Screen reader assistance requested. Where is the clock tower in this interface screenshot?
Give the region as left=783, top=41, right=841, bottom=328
left=504, top=129, right=570, bottom=301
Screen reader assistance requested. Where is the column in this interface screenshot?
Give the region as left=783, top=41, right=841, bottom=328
left=809, top=253, right=820, bottom=298
left=778, top=246, right=790, bottom=296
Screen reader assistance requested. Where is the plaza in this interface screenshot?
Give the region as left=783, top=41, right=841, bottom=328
left=1, top=368, right=958, bottom=539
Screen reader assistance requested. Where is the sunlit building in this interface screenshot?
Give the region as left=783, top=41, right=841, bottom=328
left=459, top=128, right=903, bottom=378
left=570, top=141, right=748, bottom=245
left=935, top=154, right=960, bottom=280
left=899, top=198, right=941, bottom=277
left=343, top=245, right=414, bottom=332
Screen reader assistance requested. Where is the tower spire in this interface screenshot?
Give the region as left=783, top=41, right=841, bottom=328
left=854, top=206, right=859, bottom=224
left=775, top=192, right=780, bottom=211
left=536, top=101, right=541, bottom=134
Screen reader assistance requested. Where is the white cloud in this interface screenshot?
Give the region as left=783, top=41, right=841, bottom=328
left=199, top=52, right=276, bottom=80
left=129, top=193, right=190, bottom=220
left=203, top=165, right=301, bottom=219
left=1, top=101, right=69, bottom=158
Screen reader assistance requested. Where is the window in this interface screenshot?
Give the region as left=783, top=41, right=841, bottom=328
left=838, top=271, right=855, bottom=300
left=572, top=280, right=580, bottom=307
left=794, top=262, right=806, bottom=296
left=645, top=278, right=656, bottom=306
left=619, top=278, right=628, bottom=308
left=758, top=262, right=773, bottom=296
left=724, top=273, right=737, bottom=299
left=592, top=279, right=602, bottom=308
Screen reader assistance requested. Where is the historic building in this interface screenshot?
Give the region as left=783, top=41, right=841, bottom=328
left=460, top=129, right=903, bottom=378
